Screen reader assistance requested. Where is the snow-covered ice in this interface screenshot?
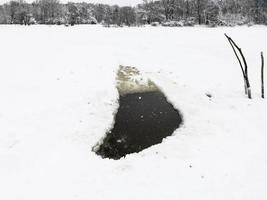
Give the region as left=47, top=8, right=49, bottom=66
left=0, top=25, right=267, bottom=200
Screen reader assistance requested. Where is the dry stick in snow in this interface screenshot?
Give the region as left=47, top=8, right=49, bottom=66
left=261, top=52, right=264, bottom=99
left=224, top=34, right=247, bottom=94
left=224, top=34, right=252, bottom=99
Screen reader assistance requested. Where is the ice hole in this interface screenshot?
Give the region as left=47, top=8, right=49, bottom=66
left=93, top=66, right=183, bottom=160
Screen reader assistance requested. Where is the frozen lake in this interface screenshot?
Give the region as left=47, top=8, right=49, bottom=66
left=0, top=25, right=267, bottom=200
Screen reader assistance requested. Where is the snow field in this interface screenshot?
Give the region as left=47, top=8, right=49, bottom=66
left=0, top=25, right=267, bottom=200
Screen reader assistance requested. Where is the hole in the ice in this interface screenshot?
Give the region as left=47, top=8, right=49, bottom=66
left=93, top=66, right=183, bottom=160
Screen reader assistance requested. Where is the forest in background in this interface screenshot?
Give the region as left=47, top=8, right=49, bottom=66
left=0, top=0, right=267, bottom=26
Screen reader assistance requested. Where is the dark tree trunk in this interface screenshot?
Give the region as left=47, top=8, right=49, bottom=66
left=197, top=0, right=201, bottom=24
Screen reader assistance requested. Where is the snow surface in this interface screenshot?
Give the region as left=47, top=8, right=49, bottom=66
left=0, top=25, right=267, bottom=200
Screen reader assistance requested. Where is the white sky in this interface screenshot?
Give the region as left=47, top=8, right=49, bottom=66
left=0, top=0, right=143, bottom=6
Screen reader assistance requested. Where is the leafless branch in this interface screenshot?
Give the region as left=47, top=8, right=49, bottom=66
left=224, top=33, right=252, bottom=99
left=261, top=52, right=264, bottom=99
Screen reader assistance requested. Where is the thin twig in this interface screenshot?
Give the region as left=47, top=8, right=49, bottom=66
left=225, top=34, right=247, bottom=94
left=225, top=34, right=251, bottom=98
left=225, top=34, right=248, bottom=77
left=261, top=52, right=264, bottom=98
left=224, top=34, right=246, bottom=79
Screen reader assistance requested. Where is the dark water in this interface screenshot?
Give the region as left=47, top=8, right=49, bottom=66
left=95, top=91, right=183, bottom=160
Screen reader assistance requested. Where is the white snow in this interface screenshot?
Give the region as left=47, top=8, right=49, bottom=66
left=0, top=25, right=267, bottom=200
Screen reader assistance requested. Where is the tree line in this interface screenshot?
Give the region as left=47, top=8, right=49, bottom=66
left=0, top=0, right=266, bottom=26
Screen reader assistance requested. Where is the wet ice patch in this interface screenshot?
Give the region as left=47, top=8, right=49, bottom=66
left=93, top=66, right=183, bottom=160
left=115, top=66, right=158, bottom=96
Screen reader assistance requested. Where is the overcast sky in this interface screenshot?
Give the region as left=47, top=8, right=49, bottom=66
left=0, top=0, right=143, bottom=6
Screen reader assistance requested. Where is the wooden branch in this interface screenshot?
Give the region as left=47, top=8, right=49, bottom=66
left=224, top=34, right=246, bottom=79
left=225, top=34, right=248, bottom=78
left=261, top=52, right=264, bottom=99
left=224, top=33, right=252, bottom=99
left=224, top=34, right=248, bottom=94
